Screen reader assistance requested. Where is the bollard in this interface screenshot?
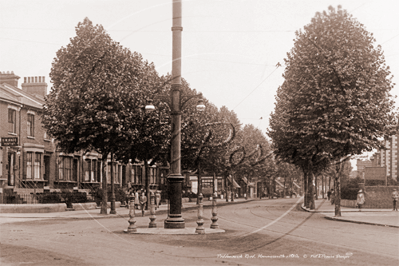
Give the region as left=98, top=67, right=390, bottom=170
left=126, top=193, right=137, bottom=233
left=210, top=192, right=219, bottom=229
left=149, top=191, right=157, bottom=228
left=195, top=193, right=205, bottom=234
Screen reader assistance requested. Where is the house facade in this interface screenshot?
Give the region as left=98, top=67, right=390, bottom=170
left=0, top=71, right=165, bottom=203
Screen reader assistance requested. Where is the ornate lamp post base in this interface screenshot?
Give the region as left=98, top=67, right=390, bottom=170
left=164, top=216, right=185, bottom=229
left=164, top=175, right=185, bottom=229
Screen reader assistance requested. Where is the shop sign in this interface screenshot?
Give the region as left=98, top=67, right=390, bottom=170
left=1, top=137, right=18, bottom=147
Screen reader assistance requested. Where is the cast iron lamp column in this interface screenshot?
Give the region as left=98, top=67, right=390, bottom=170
left=146, top=0, right=205, bottom=228
left=164, top=0, right=185, bottom=229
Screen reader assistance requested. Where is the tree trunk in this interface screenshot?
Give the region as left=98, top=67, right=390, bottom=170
left=334, top=161, right=342, bottom=217
left=110, top=152, right=116, bottom=214
left=144, top=160, right=150, bottom=210
left=315, top=174, right=318, bottom=200
left=100, top=156, right=108, bottom=214
left=283, top=176, right=286, bottom=198
left=309, top=172, right=315, bottom=209
left=322, top=174, right=325, bottom=199
left=304, top=170, right=309, bottom=208
left=225, top=172, right=228, bottom=202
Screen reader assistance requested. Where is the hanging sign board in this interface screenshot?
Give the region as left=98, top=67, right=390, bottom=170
left=1, top=137, right=18, bottom=147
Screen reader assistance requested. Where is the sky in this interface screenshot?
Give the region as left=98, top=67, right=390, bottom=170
left=1, top=0, right=398, bottom=143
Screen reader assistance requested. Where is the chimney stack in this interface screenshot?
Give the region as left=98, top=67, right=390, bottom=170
left=0, top=71, right=20, bottom=87
left=21, top=76, right=48, bottom=99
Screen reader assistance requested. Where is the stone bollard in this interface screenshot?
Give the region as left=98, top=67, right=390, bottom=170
left=149, top=192, right=157, bottom=228
left=210, top=192, right=219, bottom=229
left=195, top=193, right=205, bottom=234
left=126, top=193, right=137, bottom=233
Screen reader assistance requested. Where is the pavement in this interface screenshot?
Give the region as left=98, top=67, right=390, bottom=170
left=302, top=198, right=399, bottom=228
left=0, top=198, right=248, bottom=234
left=1, top=197, right=398, bottom=231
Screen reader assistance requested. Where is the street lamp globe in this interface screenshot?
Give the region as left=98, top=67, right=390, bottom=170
left=145, top=99, right=155, bottom=112
left=196, top=98, right=206, bottom=112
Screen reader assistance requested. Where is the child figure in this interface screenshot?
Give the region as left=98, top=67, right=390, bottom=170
left=139, top=191, right=147, bottom=217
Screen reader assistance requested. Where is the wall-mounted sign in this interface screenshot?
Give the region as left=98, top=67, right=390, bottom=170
left=1, top=137, right=18, bottom=147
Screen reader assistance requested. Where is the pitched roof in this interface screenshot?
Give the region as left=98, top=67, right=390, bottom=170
left=0, top=83, right=44, bottom=109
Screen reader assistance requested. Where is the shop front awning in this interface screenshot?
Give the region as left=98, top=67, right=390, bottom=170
left=293, top=181, right=301, bottom=189
left=227, top=176, right=241, bottom=188
left=241, top=176, right=248, bottom=184
left=274, top=179, right=285, bottom=188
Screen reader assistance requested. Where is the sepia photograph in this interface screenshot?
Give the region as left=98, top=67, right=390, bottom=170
left=0, top=0, right=398, bottom=265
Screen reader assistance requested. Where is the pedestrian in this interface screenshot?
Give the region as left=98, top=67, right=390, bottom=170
left=135, top=190, right=140, bottom=209
left=139, top=190, right=147, bottom=217
left=392, top=189, right=399, bottom=211
left=356, top=189, right=365, bottom=211
left=327, top=190, right=331, bottom=201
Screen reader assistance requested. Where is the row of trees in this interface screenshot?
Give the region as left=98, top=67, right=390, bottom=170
left=268, top=6, right=396, bottom=216
left=42, top=18, right=292, bottom=213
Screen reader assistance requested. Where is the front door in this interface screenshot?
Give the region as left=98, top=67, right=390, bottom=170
left=44, top=156, right=50, bottom=182
left=8, top=152, right=15, bottom=186
left=73, top=159, right=78, bottom=182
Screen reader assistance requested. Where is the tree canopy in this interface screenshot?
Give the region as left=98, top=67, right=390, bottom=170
left=268, top=6, right=396, bottom=210
left=43, top=18, right=155, bottom=158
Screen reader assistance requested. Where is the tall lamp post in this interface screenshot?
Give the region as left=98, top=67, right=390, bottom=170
left=145, top=0, right=205, bottom=228
left=166, top=0, right=184, bottom=228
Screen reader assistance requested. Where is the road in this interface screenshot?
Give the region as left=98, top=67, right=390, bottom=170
left=1, top=198, right=398, bottom=266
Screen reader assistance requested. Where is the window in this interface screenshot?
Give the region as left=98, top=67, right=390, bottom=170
left=64, top=157, right=72, bottom=180
left=130, top=165, right=136, bottom=184
left=202, top=179, right=213, bottom=188
left=26, top=152, right=32, bottom=179
left=27, top=114, right=34, bottom=137
left=26, top=152, right=41, bottom=179
left=131, top=165, right=142, bottom=184
left=117, top=165, right=121, bottom=184
left=58, top=157, right=64, bottom=180
left=8, top=109, right=16, bottom=133
left=58, top=156, right=73, bottom=181
left=34, top=153, right=41, bottom=179
left=149, top=167, right=156, bottom=184
left=85, top=159, right=97, bottom=182
left=107, top=162, right=120, bottom=184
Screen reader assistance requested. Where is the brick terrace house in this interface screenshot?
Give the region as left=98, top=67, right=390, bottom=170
left=0, top=71, right=56, bottom=203
left=0, top=71, right=171, bottom=204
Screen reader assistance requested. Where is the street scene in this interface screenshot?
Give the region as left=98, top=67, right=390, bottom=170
left=1, top=0, right=399, bottom=265
left=1, top=198, right=398, bottom=265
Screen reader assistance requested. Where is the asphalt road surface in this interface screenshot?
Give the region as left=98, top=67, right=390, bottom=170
left=1, top=198, right=398, bottom=266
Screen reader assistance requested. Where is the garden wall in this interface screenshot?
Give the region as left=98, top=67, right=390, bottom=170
left=362, top=186, right=398, bottom=208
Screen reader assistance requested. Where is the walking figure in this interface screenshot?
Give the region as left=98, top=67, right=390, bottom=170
left=139, top=191, right=147, bottom=217
left=392, top=189, right=399, bottom=211
left=356, top=189, right=365, bottom=211
left=327, top=190, right=331, bottom=201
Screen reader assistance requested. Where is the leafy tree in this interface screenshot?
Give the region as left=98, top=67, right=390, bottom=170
left=115, top=69, right=171, bottom=209
left=268, top=6, right=396, bottom=215
left=43, top=18, right=153, bottom=214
